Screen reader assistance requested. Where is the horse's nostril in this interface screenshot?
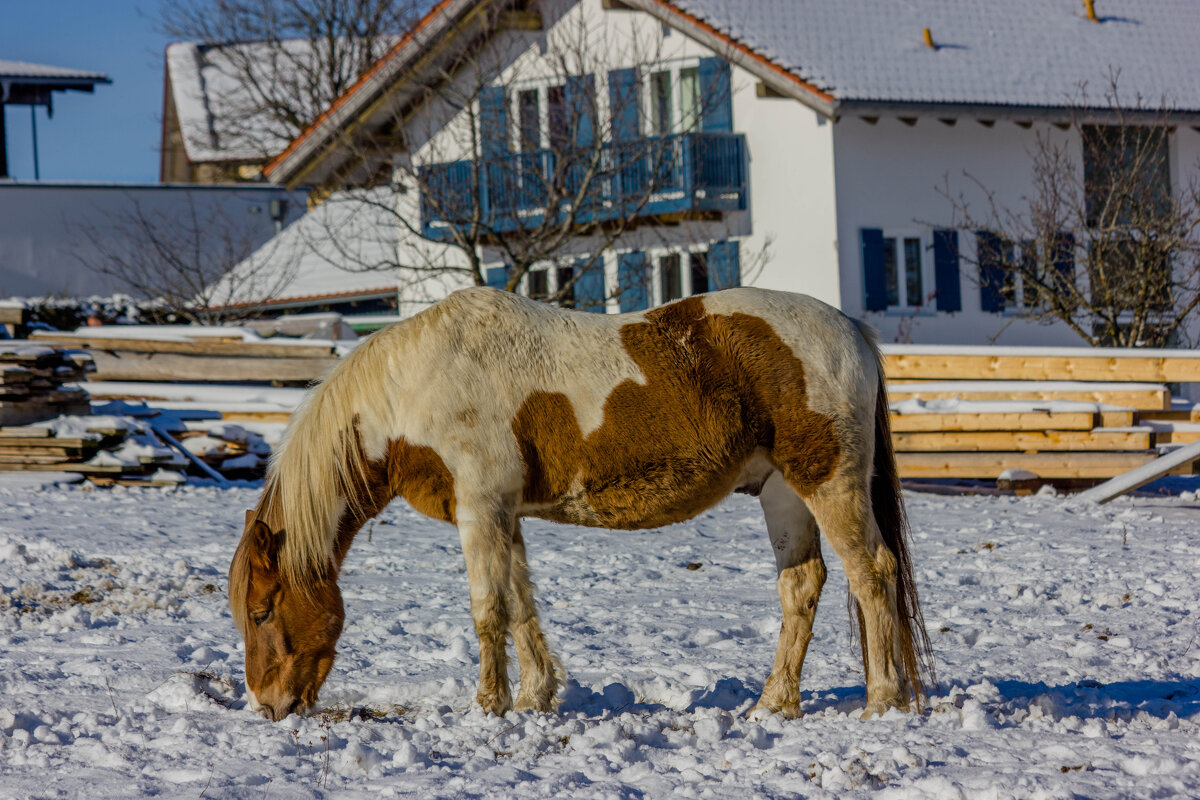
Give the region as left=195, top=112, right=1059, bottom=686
left=287, top=698, right=302, bottom=716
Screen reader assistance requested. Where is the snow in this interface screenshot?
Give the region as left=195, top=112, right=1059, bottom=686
left=672, top=1, right=1200, bottom=111
left=890, top=397, right=1129, bottom=415
left=3, top=481, right=1200, bottom=796
left=881, top=342, right=1200, bottom=359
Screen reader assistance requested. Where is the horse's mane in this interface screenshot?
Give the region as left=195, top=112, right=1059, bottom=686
left=259, top=320, right=409, bottom=593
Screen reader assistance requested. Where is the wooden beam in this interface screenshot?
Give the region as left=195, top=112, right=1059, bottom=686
left=498, top=10, right=543, bottom=30
left=756, top=82, right=787, bottom=99
left=29, top=332, right=337, bottom=359
left=883, top=353, right=1200, bottom=383
left=897, top=451, right=1186, bottom=480
left=83, top=351, right=336, bottom=385
left=889, top=411, right=1098, bottom=432
left=893, top=428, right=1153, bottom=452
left=1073, top=440, right=1200, bottom=503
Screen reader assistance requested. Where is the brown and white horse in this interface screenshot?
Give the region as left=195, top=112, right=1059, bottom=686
left=229, top=286, right=932, bottom=721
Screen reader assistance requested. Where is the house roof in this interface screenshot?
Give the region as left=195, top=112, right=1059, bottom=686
left=0, top=59, right=110, bottom=99
left=166, top=41, right=304, bottom=164
left=212, top=190, right=400, bottom=308
left=655, top=0, right=1200, bottom=113
left=265, top=0, right=1200, bottom=186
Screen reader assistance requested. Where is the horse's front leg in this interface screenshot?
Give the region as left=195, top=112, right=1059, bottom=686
left=508, top=522, right=560, bottom=712
left=457, top=502, right=515, bottom=716
left=750, top=472, right=826, bottom=719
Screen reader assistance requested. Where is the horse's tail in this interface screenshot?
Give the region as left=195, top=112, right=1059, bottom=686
left=853, top=321, right=936, bottom=708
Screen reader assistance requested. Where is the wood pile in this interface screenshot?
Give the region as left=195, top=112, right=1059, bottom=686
left=29, top=329, right=340, bottom=385
left=0, top=417, right=182, bottom=478
left=884, top=346, right=1200, bottom=482
left=0, top=344, right=93, bottom=427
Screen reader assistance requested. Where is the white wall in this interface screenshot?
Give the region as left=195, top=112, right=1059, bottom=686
left=832, top=116, right=1088, bottom=346
left=0, top=182, right=305, bottom=299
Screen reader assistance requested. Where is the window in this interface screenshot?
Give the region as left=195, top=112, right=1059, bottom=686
left=518, top=89, right=541, bottom=152
left=547, top=85, right=567, bottom=152
left=650, top=71, right=673, bottom=135
left=1000, top=240, right=1040, bottom=311
left=659, top=253, right=683, bottom=302
left=527, top=269, right=549, bottom=300
left=690, top=251, right=709, bottom=294
left=644, top=62, right=708, bottom=136
left=556, top=266, right=575, bottom=307
left=881, top=233, right=929, bottom=309
left=1088, top=235, right=1171, bottom=312
left=1083, top=125, right=1171, bottom=227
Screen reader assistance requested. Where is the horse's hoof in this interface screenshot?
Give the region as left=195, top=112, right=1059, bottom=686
left=860, top=697, right=909, bottom=720
left=747, top=700, right=800, bottom=721
left=513, top=693, right=558, bottom=713
left=476, top=695, right=513, bottom=717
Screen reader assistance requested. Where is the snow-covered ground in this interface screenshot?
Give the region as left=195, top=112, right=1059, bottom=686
left=2, top=478, right=1200, bottom=798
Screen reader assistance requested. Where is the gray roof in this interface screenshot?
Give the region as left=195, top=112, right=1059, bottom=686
left=0, top=59, right=109, bottom=85
left=669, top=0, right=1200, bottom=112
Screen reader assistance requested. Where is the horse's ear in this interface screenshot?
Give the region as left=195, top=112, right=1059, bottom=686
left=248, top=520, right=283, bottom=575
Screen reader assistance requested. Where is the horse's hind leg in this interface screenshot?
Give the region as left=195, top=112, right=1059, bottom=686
left=457, top=502, right=515, bottom=715
left=508, top=522, right=560, bottom=712
left=801, top=470, right=909, bottom=718
left=750, top=472, right=826, bottom=719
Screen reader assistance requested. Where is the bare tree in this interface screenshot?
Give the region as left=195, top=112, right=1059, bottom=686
left=942, top=76, right=1200, bottom=347
left=308, top=9, right=756, bottom=310
left=69, top=193, right=300, bottom=324
left=158, top=0, right=422, bottom=159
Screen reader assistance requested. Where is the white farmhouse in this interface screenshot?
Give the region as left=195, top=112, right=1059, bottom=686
left=245, top=0, right=1200, bottom=345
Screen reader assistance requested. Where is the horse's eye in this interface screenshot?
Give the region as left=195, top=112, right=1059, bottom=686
left=252, top=610, right=271, bottom=626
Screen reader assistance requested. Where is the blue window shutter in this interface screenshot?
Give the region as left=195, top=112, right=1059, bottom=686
left=698, top=58, right=732, bottom=132
left=574, top=257, right=606, bottom=312
left=608, top=68, right=640, bottom=142
left=618, top=251, right=648, bottom=311
left=861, top=228, right=887, bottom=311
left=479, top=86, right=509, bottom=158
left=709, top=240, right=741, bottom=289
left=1052, top=232, right=1075, bottom=293
left=565, top=74, right=595, bottom=149
left=485, top=265, right=509, bottom=290
left=976, top=230, right=1005, bottom=312
left=933, top=229, right=962, bottom=312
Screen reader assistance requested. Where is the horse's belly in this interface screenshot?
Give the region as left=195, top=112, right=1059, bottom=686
left=522, top=451, right=775, bottom=530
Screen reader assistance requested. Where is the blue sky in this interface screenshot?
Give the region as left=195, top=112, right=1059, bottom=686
left=1, top=1, right=170, bottom=183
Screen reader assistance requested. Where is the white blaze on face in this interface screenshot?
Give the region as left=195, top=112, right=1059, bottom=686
left=246, top=687, right=264, bottom=713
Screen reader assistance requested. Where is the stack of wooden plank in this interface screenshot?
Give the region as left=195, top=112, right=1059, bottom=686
left=0, top=418, right=180, bottom=477
left=883, top=345, right=1200, bottom=481
left=29, top=328, right=340, bottom=385
left=0, top=344, right=93, bottom=427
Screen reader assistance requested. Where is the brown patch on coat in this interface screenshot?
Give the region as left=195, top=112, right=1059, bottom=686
left=511, top=297, right=841, bottom=529
left=385, top=438, right=457, bottom=523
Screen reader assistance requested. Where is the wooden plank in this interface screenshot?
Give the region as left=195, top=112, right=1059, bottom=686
left=0, top=306, right=27, bottom=325
left=1073, top=440, right=1200, bottom=503
left=1138, top=408, right=1200, bottom=423
left=892, top=428, right=1153, bottom=452
left=0, top=461, right=143, bottom=474
left=85, top=350, right=336, bottom=384
left=217, top=410, right=293, bottom=423
left=1152, top=429, right=1200, bottom=445
left=884, top=353, right=1200, bottom=383
left=896, top=451, right=1185, bottom=479
left=889, top=411, right=1097, bottom=432
left=30, top=331, right=337, bottom=359
left=888, top=386, right=1170, bottom=410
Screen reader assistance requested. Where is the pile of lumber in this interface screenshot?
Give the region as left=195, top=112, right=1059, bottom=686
left=0, top=416, right=184, bottom=479
left=884, top=345, right=1200, bottom=482
left=29, top=327, right=341, bottom=385
left=0, top=344, right=92, bottom=427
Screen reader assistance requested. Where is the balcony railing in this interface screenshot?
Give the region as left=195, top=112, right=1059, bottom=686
left=418, top=131, right=746, bottom=240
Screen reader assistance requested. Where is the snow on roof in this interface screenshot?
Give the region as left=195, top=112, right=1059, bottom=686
left=212, top=189, right=400, bottom=307
left=166, top=41, right=296, bottom=163
left=668, top=0, right=1200, bottom=111
left=0, top=59, right=109, bottom=84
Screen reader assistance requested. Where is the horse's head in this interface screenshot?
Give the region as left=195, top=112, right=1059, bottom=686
left=229, top=510, right=344, bottom=721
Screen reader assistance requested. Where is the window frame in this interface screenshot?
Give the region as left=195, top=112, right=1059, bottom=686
left=877, top=229, right=936, bottom=315
left=642, top=58, right=702, bottom=137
